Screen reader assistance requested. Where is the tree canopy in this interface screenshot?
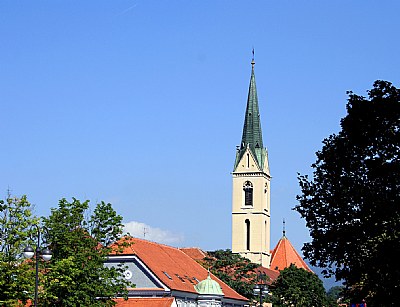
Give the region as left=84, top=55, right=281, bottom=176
left=271, top=264, right=329, bottom=307
left=295, top=80, right=400, bottom=305
left=202, top=249, right=259, bottom=299
left=0, top=196, right=132, bottom=306
left=327, top=286, right=346, bottom=306
left=41, top=198, right=132, bottom=306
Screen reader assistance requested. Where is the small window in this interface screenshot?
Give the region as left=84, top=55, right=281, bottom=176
left=175, top=274, right=185, bottom=283
left=243, top=181, right=253, bottom=206
left=185, top=275, right=194, bottom=284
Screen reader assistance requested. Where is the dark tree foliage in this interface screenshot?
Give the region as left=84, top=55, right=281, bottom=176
left=271, top=264, right=328, bottom=307
left=327, top=286, right=346, bottom=306
left=40, top=198, right=133, bottom=307
left=295, top=81, right=400, bottom=306
left=202, top=249, right=259, bottom=299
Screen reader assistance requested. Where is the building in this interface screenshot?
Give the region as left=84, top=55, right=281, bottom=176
left=108, top=237, right=249, bottom=307
left=231, top=56, right=311, bottom=275
left=232, top=56, right=271, bottom=268
left=270, top=223, right=312, bottom=272
left=110, top=56, right=311, bottom=306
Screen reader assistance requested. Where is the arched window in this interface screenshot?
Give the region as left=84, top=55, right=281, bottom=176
left=245, top=219, right=250, bottom=250
left=243, top=181, right=253, bottom=206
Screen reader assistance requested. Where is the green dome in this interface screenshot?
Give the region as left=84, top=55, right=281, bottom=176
left=194, top=273, right=224, bottom=296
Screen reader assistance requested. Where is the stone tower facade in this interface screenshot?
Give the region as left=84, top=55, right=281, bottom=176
left=232, top=58, right=271, bottom=268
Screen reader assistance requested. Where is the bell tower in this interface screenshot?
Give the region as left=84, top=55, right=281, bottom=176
left=232, top=55, right=271, bottom=268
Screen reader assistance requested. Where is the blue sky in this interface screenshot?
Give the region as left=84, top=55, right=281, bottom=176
left=1, top=0, right=399, bottom=277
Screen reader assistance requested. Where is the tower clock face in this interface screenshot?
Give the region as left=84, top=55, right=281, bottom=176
left=123, top=269, right=133, bottom=280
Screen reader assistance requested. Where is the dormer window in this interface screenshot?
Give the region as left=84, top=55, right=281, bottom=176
left=243, top=181, right=253, bottom=206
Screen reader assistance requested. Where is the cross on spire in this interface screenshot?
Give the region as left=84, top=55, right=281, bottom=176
left=283, top=218, right=286, bottom=237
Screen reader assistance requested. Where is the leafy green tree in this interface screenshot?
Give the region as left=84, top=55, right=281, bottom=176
left=271, top=264, right=328, bottom=306
left=295, top=81, right=400, bottom=305
left=327, top=286, right=345, bottom=306
left=0, top=195, right=37, bottom=307
left=40, top=198, right=133, bottom=306
left=202, top=249, right=259, bottom=299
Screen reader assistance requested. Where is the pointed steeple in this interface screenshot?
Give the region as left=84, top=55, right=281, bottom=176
left=231, top=53, right=271, bottom=268
left=234, top=53, right=266, bottom=170
left=270, top=232, right=313, bottom=272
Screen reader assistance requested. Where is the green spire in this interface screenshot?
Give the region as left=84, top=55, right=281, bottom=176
left=234, top=56, right=266, bottom=170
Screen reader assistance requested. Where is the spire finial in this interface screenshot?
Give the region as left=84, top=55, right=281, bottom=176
left=251, top=47, right=255, bottom=67
left=283, top=218, right=286, bottom=237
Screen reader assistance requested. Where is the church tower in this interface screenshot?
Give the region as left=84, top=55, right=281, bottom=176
left=232, top=56, right=271, bottom=268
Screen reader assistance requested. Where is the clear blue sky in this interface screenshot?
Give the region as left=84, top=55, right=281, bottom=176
left=1, top=0, right=399, bottom=264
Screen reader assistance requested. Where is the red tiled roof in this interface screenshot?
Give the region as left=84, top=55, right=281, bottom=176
left=179, top=247, right=208, bottom=260
left=114, top=297, right=174, bottom=307
left=180, top=247, right=280, bottom=285
left=256, top=266, right=280, bottom=283
left=112, top=237, right=248, bottom=302
left=270, top=236, right=312, bottom=272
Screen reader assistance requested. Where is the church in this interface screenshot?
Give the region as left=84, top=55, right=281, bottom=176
left=109, top=56, right=310, bottom=306
left=231, top=55, right=310, bottom=272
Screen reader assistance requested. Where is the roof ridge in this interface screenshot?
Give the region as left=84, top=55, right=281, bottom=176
left=131, top=237, right=180, bottom=250
left=179, top=247, right=208, bottom=259
left=285, top=238, right=311, bottom=271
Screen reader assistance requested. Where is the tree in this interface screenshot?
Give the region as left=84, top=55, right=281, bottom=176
left=0, top=195, right=37, bottom=306
left=40, top=198, right=133, bottom=306
left=271, top=264, right=328, bottom=306
left=295, top=81, right=400, bottom=305
left=327, top=286, right=346, bottom=306
left=202, top=249, right=259, bottom=299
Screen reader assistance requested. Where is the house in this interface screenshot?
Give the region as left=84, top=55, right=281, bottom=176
left=107, top=237, right=249, bottom=307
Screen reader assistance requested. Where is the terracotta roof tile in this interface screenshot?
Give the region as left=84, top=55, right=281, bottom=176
left=181, top=248, right=279, bottom=287
left=270, top=236, right=312, bottom=272
left=112, top=237, right=248, bottom=302
left=256, top=266, right=280, bottom=283
left=114, top=297, right=174, bottom=307
left=179, top=247, right=207, bottom=260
